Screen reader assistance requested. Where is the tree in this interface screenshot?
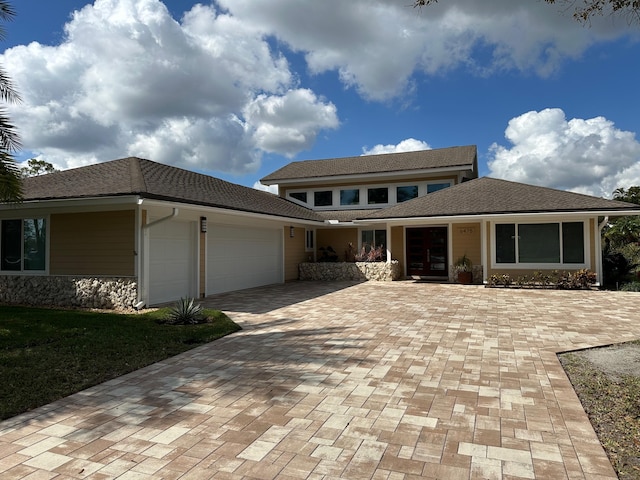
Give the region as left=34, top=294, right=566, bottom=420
left=20, top=158, right=57, bottom=178
left=0, top=1, right=22, bottom=202
left=413, top=0, right=640, bottom=25
left=613, top=186, right=640, bottom=205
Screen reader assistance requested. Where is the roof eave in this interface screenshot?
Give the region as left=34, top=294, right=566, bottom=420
left=354, top=209, right=640, bottom=223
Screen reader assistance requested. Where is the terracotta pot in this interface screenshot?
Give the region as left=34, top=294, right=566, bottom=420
left=457, top=271, right=473, bottom=284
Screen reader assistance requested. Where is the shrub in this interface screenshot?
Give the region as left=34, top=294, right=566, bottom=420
left=621, top=281, right=640, bottom=292
left=164, top=297, right=206, bottom=325
left=487, top=269, right=596, bottom=289
left=318, top=246, right=338, bottom=262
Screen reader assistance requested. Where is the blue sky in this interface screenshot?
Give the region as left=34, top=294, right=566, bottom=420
left=3, top=0, right=640, bottom=197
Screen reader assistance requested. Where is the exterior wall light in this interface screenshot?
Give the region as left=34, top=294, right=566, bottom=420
left=200, top=216, right=207, bottom=233
left=290, top=226, right=295, bottom=238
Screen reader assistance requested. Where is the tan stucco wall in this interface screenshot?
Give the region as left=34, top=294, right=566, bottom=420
left=284, top=226, right=309, bottom=281
left=50, top=210, right=135, bottom=276
left=316, top=228, right=358, bottom=262
left=451, top=222, right=482, bottom=268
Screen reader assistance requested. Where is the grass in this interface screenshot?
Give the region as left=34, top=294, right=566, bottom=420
left=559, top=346, right=640, bottom=480
left=0, top=305, right=241, bottom=421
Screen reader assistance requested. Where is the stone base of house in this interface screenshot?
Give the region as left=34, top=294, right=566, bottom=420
left=299, top=261, right=402, bottom=281
left=0, top=276, right=138, bottom=310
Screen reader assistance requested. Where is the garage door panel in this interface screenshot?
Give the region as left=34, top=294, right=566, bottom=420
left=149, top=220, right=196, bottom=305
left=207, top=225, right=282, bottom=295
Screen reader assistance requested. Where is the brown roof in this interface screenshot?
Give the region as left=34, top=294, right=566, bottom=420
left=361, top=177, right=640, bottom=220
left=260, top=145, right=477, bottom=184
left=22, top=157, right=324, bottom=222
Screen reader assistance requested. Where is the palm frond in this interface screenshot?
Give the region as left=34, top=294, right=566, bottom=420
left=0, top=151, right=23, bottom=202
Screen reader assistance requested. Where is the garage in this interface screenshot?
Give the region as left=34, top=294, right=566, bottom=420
left=207, top=224, right=283, bottom=295
left=148, top=219, right=197, bottom=305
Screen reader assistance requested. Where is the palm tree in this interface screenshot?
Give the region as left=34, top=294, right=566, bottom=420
left=0, top=0, right=22, bottom=202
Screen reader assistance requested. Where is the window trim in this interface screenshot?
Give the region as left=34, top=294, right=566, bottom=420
left=491, top=219, right=589, bottom=270
left=285, top=178, right=455, bottom=211
left=0, top=216, right=49, bottom=275
left=305, top=229, right=315, bottom=252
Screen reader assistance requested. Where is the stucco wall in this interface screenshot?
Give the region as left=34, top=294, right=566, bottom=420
left=316, top=228, right=358, bottom=262
left=284, top=226, right=310, bottom=281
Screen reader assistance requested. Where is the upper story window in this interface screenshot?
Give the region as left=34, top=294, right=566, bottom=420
left=340, top=189, right=360, bottom=206
left=290, top=192, right=307, bottom=204
left=397, top=185, right=418, bottom=203
left=1, top=218, right=47, bottom=272
left=314, top=190, right=333, bottom=207
left=427, top=182, right=452, bottom=194
left=367, top=187, right=388, bottom=205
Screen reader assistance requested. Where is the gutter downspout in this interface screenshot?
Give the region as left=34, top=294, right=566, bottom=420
left=139, top=208, right=179, bottom=307
left=142, top=208, right=179, bottom=230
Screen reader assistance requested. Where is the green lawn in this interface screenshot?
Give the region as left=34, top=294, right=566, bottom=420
left=0, top=306, right=241, bottom=420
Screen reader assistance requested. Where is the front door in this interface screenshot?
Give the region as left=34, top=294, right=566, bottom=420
left=406, top=227, right=448, bottom=276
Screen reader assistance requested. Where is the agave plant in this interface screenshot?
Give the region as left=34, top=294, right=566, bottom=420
left=165, top=297, right=205, bottom=325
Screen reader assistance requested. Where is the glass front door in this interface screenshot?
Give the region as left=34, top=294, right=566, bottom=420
left=406, top=227, right=448, bottom=276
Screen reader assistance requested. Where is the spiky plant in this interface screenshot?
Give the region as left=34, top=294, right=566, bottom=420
left=165, top=297, right=205, bottom=325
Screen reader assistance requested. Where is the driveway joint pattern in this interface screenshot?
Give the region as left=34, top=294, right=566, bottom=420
left=1, top=281, right=638, bottom=479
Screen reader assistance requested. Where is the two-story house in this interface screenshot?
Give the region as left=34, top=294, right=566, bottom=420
left=0, top=145, right=638, bottom=308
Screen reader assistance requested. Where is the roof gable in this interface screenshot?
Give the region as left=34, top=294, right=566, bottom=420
left=260, top=145, right=477, bottom=184
left=361, top=177, right=640, bottom=220
left=21, top=157, right=324, bottom=222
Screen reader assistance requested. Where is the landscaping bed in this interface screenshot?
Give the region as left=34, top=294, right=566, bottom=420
left=0, top=305, right=241, bottom=420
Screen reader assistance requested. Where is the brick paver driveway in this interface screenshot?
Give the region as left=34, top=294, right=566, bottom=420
left=1, top=281, right=640, bottom=479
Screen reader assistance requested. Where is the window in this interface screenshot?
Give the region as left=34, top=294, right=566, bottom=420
left=427, top=182, right=451, bottom=194
left=396, top=186, right=418, bottom=203
left=340, top=189, right=360, bottom=206
left=367, top=187, right=388, bottom=205
left=305, top=229, right=314, bottom=252
left=361, top=229, right=387, bottom=259
left=495, top=222, right=585, bottom=265
left=289, top=192, right=307, bottom=204
left=314, top=190, right=332, bottom=207
left=1, top=218, right=46, bottom=272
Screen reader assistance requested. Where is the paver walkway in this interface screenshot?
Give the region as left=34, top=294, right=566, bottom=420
left=1, top=281, right=639, bottom=479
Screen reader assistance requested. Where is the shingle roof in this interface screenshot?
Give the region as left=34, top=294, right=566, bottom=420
left=260, top=145, right=477, bottom=183
left=22, top=157, right=324, bottom=222
left=361, top=177, right=640, bottom=220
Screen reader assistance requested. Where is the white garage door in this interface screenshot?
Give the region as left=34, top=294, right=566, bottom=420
left=207, top=225, right=283, bottom=295
left=149, top=220, right=196, bottom=305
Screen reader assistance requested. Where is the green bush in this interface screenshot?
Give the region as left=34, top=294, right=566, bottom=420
left=621, top=281, right=640, bottom=292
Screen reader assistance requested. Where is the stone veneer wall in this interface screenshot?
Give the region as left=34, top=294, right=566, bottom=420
left=0, top=276, right=138, bottom=310
left=299, top=261, right=402, bottom=282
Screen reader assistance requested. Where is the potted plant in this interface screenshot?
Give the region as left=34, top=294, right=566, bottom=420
left=454, top=254, right=473, bottom=284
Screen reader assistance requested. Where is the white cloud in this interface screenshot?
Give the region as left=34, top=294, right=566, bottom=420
left=245, top=89, right=338, bottom=157
left=362, top=138, right=431, bottom=156
left=3, top=0, right=337, bottom=173
left=487, top=108, right=640, bottom=197
left=252, top=181, right=278, bottom=194
left=217, top=0, right=630, bottom=101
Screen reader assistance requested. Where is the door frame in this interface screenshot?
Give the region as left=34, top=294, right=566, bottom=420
left=404, top=225, right=449, bottom=278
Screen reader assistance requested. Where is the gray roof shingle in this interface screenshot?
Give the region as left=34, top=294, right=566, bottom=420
left=260, top=145, right=477, bottom=183
left=22, top=157, right=324, bottom=222
left=360, top=177, right=639, bottom=220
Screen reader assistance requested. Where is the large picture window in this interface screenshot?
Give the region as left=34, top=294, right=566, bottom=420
left=1, top=218, right=47, bottom=272
left=495, top=221, right=585, bottom=265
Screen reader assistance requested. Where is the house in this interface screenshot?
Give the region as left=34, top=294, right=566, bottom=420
left=0, top=146, right=638, bottom=308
